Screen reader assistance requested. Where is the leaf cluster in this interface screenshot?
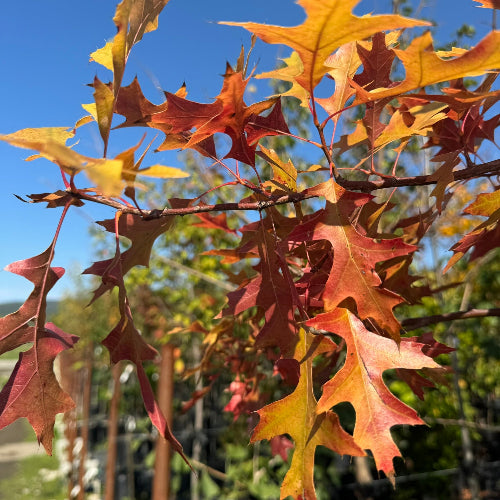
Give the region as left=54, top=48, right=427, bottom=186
left=1, top=1, right=500, bottom=498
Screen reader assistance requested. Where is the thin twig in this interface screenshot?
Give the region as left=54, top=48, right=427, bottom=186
left=402, top=308, right=500, bottom=331
left=65, top=157, right=500, bottom=217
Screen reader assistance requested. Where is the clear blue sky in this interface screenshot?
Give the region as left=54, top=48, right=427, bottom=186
left=0, top=0, right=496, bottom=303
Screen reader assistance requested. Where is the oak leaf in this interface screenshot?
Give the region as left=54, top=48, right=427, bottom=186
left=90, top=0, right=170, bottom=92
left=255, top=51, right=310, bottom=107
left=222, top=228, right=298, bottom=355
left=258, top=145, right=297, bottom=193
left=444, top=188, right=500, bottom=271
left=151, top=65, right=287, bottom=165
left=251, top=328, right=364, bottom=500
left=84, top=214, right=175, bottom=301
left=0, top=128, right=125, bottom=197
left=356, top=31, right=500, bottom=102
left=473, top=0, right=500, bottom=8
left=0, top=247, right=65, bottom=356
left=0, top=324, right=78, bottom=454
left=223, top=0, right=427, bottom=93
left=115, top=65, right=288, bottom=165
left=397, top=332, right=454, bottom=400
left=287, top=180, right=416, bottom=339
left=315, top=42, right=362, bottom=122
left=103, top=300, right=186, bottom=461
left=308, top=308, right=438, bottom=480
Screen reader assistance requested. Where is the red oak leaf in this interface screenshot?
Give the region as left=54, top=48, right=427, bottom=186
left=115, top=64, right=288, bottom=165
left=397, top=332, right=454, bottom=400
left=222, top=228, right=298, bottom=355
left=288, top=180, right=416, bottom=339
left=192, top=212, right=237, bottom=234
left=0, top=247, right=65, bottom=355
left=103, top=295, right=187, bottom=461
left=223, top=377, right=248, bottom=419
left=270, top=435, right=294, bottom=462
left=308, top=308, right=439, bottom=480
left=84, top=214, right=175, bottom=301
left=0, top=324, right=78, bottom=454
left=115, top=76, right=167, bottom=127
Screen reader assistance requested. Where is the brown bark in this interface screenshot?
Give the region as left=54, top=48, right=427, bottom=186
left=59, top=350, right=77, bottom=498
left=67, top=157, right=500, bottom=216
left=152, top=344, right=175, bottom=500
left=77, top=342, right=93, bottom=500
left=105, top=362, right=122, bottom=500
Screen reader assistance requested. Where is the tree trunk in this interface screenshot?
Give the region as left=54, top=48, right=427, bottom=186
left=152, top=343, right=175, bottom=500
left=191, top=339, right=203, bottom=500
left=105, top=362, right=122, bottom=500
left=353, top=455, right=374, bottom=500
left=77, top=342, right=93, bottom=500
left=59, top=350, right=77, bottom=498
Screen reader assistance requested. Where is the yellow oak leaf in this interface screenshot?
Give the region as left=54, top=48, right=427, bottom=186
left=464, top=189, right=500, bottom=217
left=135, top=164, right=189, bottom=179
left=0, top=128, right=124, bottom=197
left=255, top=51, right=310, bottom=107
left=374, top=102, right=448, bottom=149
left=89, top=40, right=114, bottom=70
left=258, top=145, right=297, bottom=193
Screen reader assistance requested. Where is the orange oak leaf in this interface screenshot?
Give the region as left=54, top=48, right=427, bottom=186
left=473, top=0, right=500, bottom=8
left=356, top=31, right=500, bottom=102
left=115, top=65, right=288, bottom=165
left=464, top=188, right=500, bottom=216
left=287, top=180, right=416, bottom=339
left=192, top=212, right=238, bottom=234
left=223, top=0, right=427, bottom=93
left=151, top=65, right=288, bottom=165
left=315, top=42, right=362, bottom=123
left=0, top=324, right=78, bottom=454
left=444, top=188, right=500, bottom=271
left=251, top=328, right=364, bottom=500
left=114, top=78, right=217, bottom=157
left=354, top=32, right=398, bottom=144
left=308, top=308, right=439, bottom=480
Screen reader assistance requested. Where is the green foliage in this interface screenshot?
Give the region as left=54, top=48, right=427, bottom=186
left=0, top=453, right=65, bottom=500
